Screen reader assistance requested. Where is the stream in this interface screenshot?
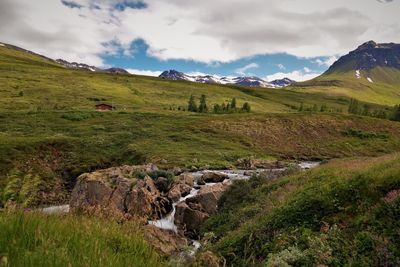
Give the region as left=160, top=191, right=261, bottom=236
left=38, top=161, right=321, bottom=256
left=147, top=161, right=321, bottom=255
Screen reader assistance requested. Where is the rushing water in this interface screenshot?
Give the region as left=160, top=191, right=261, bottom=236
left=147, top=161, right=321, bottom=255
left=148, top=187, right=200, bottom=232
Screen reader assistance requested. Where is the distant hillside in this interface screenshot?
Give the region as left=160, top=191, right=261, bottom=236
left=295, top=41, right=400, bottom=105
left=159, top=69, right=296, bottom=88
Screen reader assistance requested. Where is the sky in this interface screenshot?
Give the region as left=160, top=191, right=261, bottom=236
left=0, top=0, right=399, bottom=81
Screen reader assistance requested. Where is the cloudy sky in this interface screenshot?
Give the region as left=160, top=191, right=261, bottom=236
left=0, top=0, right=399, bottom=81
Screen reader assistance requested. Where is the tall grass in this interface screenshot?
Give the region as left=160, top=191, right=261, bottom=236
left=0, top=213, right=164, bottom=267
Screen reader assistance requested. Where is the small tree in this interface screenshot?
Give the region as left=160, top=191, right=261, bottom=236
left=393, top=104, right=400, bottom=121
left=198, top=94, right=208, bottom=113
left=242, top=102, right=251, bottom=113
left=312, top=104, right=318, bottom=112
left=362, top=104, right=371, bottom=116
left=213, top=104, right=221, bottom=114
left=230, top=98, right=237, bottom=110
left=188, top=95, right=197, bottom=112
left=320, top=104, right=327, bottom=112
left=299, top=102, right=304, bottom=112
left=348, top=98, right=360, bottom=114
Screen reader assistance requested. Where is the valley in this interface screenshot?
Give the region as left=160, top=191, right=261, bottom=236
left=1, top=40, right=400, bottom=266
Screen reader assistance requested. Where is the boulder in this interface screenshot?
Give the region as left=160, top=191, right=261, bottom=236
left=201, top=172, right=228, bottom=183
left=188, top=183, right=228, bottom=214
left=167, top=174, right=195, bottom=202
left=168, top=183, right=192, bottom=202
left=70, top=173, right=132, bottom=218
left=174, top=202, right=209, bottom=238
left=70, top=167, right=165, bottom=221
left=178, top=173, right=195, bottom=187
left=125, top=176, right=161, bottom=218
left=144, top=225, right=188, bottom=256
left=174, top=183, right=229, bottom=237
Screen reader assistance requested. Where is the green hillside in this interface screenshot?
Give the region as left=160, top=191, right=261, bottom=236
left=202, top=153, right=400, bottom=266
left=294, top=67, right=400, bottom=106
left=1, top=43, right=400, bottom=208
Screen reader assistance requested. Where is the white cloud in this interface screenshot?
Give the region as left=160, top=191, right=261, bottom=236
left=127, top=69, right=162, bottom=76
left=0, top=0, right=399, bottom=65
left=277, top=64, right=286, bottom=70
left=314, top=56, right=339, bottom=67
left=266, top=69, right=322, bottom=82
left=235, top=63, right=259, bottom=75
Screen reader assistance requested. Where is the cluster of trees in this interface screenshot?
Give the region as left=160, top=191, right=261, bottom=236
left=298, top=103, right=343, bottom=113
left=348, top=98, right=393, bottom=120
left=297, top=99, right=400, bottom=121
left=188, top=95, right=251, bottom=114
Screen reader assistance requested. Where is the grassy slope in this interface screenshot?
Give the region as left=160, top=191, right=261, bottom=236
left=294, top=66, right=400, bottom=106
left=202, top=154, right=400, bottom=266
left=1, top=44, right=400, bottom=207
left=0, top=212, right=164, bottom=267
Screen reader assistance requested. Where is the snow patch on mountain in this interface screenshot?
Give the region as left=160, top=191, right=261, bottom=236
left=355, top=70, right=361, bottom=79
left=367, top=77, right=374, bottom=83
left=0, top=43, right=5, bottom=47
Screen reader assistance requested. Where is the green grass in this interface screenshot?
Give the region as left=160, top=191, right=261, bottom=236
left=0, top=212, right=164, bottom=267
left=201, top=154, right=400, bottom=266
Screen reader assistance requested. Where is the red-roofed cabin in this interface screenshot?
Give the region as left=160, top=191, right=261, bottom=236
left=95, top=103, right=115, bottom=112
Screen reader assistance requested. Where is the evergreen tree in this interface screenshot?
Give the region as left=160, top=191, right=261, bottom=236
left=198, top=94, right=208, bottom=113
left=221, top=103, right=227, bottom=112
left=320, top=104, right=327, bottom=112
left=213, top=104, right=221, bottom=114
left=230, top=98, right=237, bottom=110
left=348, top=98, right=360, bottom=114
left=299, top=102, right=304, bottom=112
left=242, top=102, right=251, bottom=113
left=393, top=104, right=400, bottom=121
left=362, top=104, right=371, bottom=116
left=188, top=95, right=197, bottom=112
left=312, top=104, right=318, bottom=112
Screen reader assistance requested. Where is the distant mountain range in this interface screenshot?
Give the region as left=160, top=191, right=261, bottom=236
left=159, top=70, right=296, bottom=88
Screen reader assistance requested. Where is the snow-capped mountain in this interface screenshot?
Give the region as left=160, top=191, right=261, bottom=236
left=56, top=59, right=100, bottom=72
left=56, top=59, right=129, bottom=74
left=327, top=41, right=400, bottom=73
left=159, top=70, right=295, bottom=88
left=269, top=78, right=296, bottom=87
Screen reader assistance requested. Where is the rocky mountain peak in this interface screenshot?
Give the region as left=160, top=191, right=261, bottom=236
left=327, top=41, right=400, bottom=72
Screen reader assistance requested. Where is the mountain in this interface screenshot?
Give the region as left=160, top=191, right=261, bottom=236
left=159, top=70, right=296, bottom=88
left=56, top=59, right=130, bottom=74
left=321, top=40, right=400, bottom=85
left=104, top=67, right=130, bottom=74
left=327, top=41, right=400, bottom=73
left=296, top=41, right=400, bottom=105
left=56, top=59, right=100, bottom=72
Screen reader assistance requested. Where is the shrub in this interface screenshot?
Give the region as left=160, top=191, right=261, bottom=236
left=61, top=112, right=97, bottom=121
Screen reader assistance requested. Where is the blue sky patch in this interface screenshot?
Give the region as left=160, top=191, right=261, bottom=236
left=114, top=1, right=148, bottom=11
left=102, top=39, right=331, bottom=79
left=61, top=0, right=83, bottom=9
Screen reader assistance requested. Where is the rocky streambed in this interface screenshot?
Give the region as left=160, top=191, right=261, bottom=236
left=40, top=160, right=320, bottom=257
